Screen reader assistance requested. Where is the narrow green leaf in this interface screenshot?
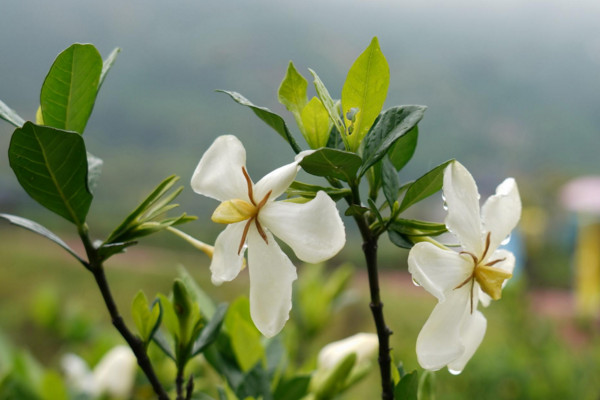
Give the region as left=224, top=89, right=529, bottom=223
left=40, top=43, right=103, bottom=134
left=398, top=160, right=453, bottom=213
left=359, top=106, right=427, bottom=177
left=0, top=99, right=25, bottom=128
left=152, top=330, right=176, bottom=361
left=301, top=97, right=331, bottom=149
left=192, top=303, right=228, bottom=356
left=99, top=47, right=121, bottom=90
left=389, top=219, right=447, bottom=237
left=218, top=90, right=301, bottom=153
left=342, top=37, right=390, bottom=151
left=0, top=213, right=85, bottom=265
left=388, top=126, right=418, bottom=171
left=394, top=370, right=419, bottom=400
left=299, top=148, right=362, bottom=182
left=97, top=241, right=137, bottom=261
left=388, top=230, right=413, bottom=249
left=308, top=69, right=346, bottom=145
left=286, top=181, right=351, bottom=201
left=381, top=157, right=400, bottom=207
left=274, top=376, right=311, bottom=400
left=278, top=61, right=308, bottom=119
left=9, top=122, right=92, bottom=226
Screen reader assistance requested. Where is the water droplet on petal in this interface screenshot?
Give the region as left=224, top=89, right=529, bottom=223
left=412, top=278, right=421, bottom=287
left=448, top=368, right=462, bottom=376
left=501, top=234, right=512, bottom=246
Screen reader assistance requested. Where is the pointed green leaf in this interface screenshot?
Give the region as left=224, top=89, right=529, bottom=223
left=286, top=181, right=351, bottom=201
left=218, top=90, right=301, bottom=153
left=381, top=157, right=400, bottom=207
left=389, top=219, right=447, bottom=237
left=398, top=160, right=453, bottom=213
left=192, top=303, right=228, bottom=356
left=132, top=291, right=152, bottom=341
left=274, top=375, right=311, bottom=400
left=99, top=47, right=121, bottom=90
left=345, top=204, right=369, bottom=217
left=308, top=68, right=346, bottom=146
left=278, top=61, right=308, bottom=119
left=40, top=43, right=103, bottom=134
left=97, top=241, right=137, bottom=261
left=359, top=106, right=427, bottom=177
left=388, top=126, right=418, bottom=171
left=394, top=370, right=419, bottom=400
left=0, top=99, right=25, bottom=128
left=388, top=230, right=413, bottom=249
left=9, top=122, right=92, bottom=226
left=299, top=148, right=362, bottom=182
left=225, top=297, right=264, bottom=372
left=342, top=37, right=390, bottom=151
left=301, top=97, right=331, bottom=149
left=0, top=213, right=85, bottom=265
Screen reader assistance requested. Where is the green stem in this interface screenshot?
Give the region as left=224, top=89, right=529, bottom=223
left=78, top=226, right=171, bottom=400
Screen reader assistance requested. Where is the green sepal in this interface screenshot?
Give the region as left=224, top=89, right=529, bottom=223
left=299, top=148, right=362, bottom=182
left=286, top=181, right=351, bottom=202
left=9, top=122, right=92, bottom=226
left=358, top=106, right=427, bottom=177
left=398, top=160, right=453, bottom=213
left=218, top=89, right=301, bottom=153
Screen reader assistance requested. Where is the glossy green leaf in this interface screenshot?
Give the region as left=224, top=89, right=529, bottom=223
left=388, top=126, right=418, bottom=171
left=398, top=160, right=453, bottom=213
left=40, top=43, right=103, bottom=134
left=0, top=99, right=25, bottom=128
left=99, top=47, right=121, bottom=90
left=286, top=181, right=350, bottom=201
left=225, top=297, right=264, bottom=372
left=299, top=148, right=362, bottom=182
left=301, top=97, right=331, bottom=149
left=0, top=213, right=85, bottom=265
left=192, top=303, right=228, bottom=356
left=388, top=229, right=413, bottom=249
left=9, top=122, right=92, bottom=226
left=274, top=376, right=311, bottom=400
left=342, top=37, right=390, bottom=151
left=359, top=106, right=427, bottom=177
left=395, top=370, right=418, bottom=400
left=308, top=69, right=346, bottom=145
left=381, top=157, right=400, bottom=207
left=218, top=90, right=301, bottom=153
left=278, top=61, right=308, bottom=121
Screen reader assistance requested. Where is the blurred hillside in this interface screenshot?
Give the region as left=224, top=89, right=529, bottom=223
left=0, top=1, right=597, bottom=275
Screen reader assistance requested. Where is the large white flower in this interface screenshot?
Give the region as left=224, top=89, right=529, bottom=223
left=191, top=135, right=345, bottom=337
left=408, top=161, right=521, bottom=373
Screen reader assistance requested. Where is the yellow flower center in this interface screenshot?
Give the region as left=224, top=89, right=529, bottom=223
left=455, top=232, right=512, bottom=313
left=211, top=166, right=271, bottom=254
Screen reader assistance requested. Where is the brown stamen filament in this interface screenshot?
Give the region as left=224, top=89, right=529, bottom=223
left=236, top=170, right=273, bottom=253
left=242, top=167, right=256, bottom=206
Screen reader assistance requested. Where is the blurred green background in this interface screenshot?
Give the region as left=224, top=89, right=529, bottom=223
left=1, top=0, right=599, bottom=398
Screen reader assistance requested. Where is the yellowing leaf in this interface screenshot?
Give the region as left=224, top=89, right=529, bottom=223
left=301, top=97, right=331, bottom=149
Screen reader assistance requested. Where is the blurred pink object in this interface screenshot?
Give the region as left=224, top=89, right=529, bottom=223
left=560, top=176, right=600, bottom=214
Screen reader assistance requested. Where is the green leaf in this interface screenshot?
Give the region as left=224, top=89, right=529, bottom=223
left=0, top=213, right=86, bottom=265
left=418, top=370, right=436, bottom=400
left=342, top=37, right=390, bottom=151
left=86, top=152, right=103, bottom=193
left=388, top=230, right=413, bottom=249
left=398, top=160, right=453, bottom=213
left=9, top=122, right=92, bottom=226
left=286, top=181, right=351, bottom=201
left=299, top=148, right=362, bottom=182
left=0, top=99, right=25, bottom=128
left=381, top=157, right=400, bottom=207
left=99, top=47, right=121, bottom=90
left=301, top=97, right=331, bottom=149
left=40, top=371, right=68, bottom=400
left=225, top=297, right=265, bottom=372
left=40, top=43, right=103, bottom=134
left=394, top=370, right=418, bottom=400
left=278, top=61, right=308, bottom=120
left=178, top=267, right=217, bottom=318
left=388, top=126, right=418, bottom=171
left=132, top=291, right=161, bottom=344
left=274, top=375, right=311, bottom=400
left=345, top=204, right=369, bottom=217
left=192, top=303, right=228, bottom=356
left=97, top=241, right=137, bottom=261
left=389, top=219, right=447, bottom=237
left=308, top=68, right=346, bottom=146
left=359, top=106, right=427, bottom=177
left=218, top=90, right=301, bottom=153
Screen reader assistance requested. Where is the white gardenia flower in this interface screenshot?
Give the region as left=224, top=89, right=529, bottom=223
left=191, top=135, right=345, bottom=337
left=317, top=333, right=379, bottom=372
left=408, top=161, right=521, bottom=373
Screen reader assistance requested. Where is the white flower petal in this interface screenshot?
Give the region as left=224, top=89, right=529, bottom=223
left=416, top=286, right=473, bottom=371
left=247, top=229, right=297, bottom=337
left=254, top=160, right=300, bottom=201
left=191, top=135, right=249, bottom=202
left=447, top=310, right=487, bottom=374
left=210, top=222, right=247, bottom=285
left=443, top=161, right=484, bottom=255
left=259, top=191, right=345, bottom=263
left=317, top=333, right=379, bottom=371
left=408, top=242, right=473, bottom=302
left=93, top=346, right=137, bottom=398
left=481, top=177, right=522, bottom=254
